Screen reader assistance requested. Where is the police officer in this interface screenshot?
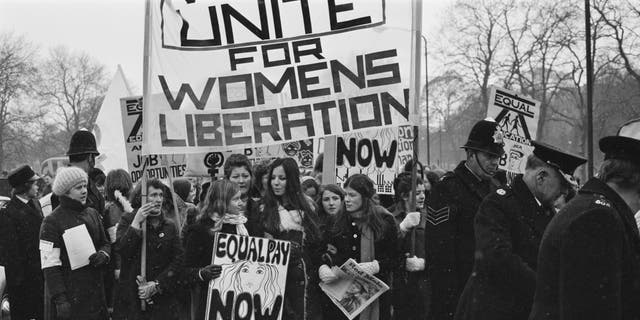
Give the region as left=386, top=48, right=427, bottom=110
left=0, top=165, right=45, bottom=319
left=530, top=119, right=640, bottom=319
left=425, top=118, right=506, bottom=320
left=454, top=141, right=586, bottom=320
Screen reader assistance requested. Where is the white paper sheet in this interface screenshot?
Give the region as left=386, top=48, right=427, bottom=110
left=63, top=224, right=96, bottom=270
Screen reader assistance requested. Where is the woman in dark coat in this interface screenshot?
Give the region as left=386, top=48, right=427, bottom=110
left=182, top=180, right=251, bottom=320
left=260, top=157, right=324, bottom=320
left=389, top=172, right=428, bottom=320
left=113, top=179, right=183, bottom=320
left=40, top=166, right=111, bottom=320
left=0, top=165, right=44, bottom=320
left=320, top=174, right=399, bottom=320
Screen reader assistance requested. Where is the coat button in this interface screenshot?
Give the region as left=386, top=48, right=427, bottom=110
left=159, top=232, right=165, bottom=238
left=351, top=222, right=356, bottom=226
left=353, top=234, right=358, bottom=238
left=352, top=246, right=357, bottom=251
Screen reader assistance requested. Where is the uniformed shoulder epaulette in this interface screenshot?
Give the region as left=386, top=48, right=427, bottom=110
left=593, top=195, right=612, bottom=208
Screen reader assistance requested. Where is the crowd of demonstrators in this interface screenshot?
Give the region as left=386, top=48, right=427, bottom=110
left=2, top=116, right=640, bottom=320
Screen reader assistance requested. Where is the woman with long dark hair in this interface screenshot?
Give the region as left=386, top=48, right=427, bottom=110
left=320, top=174, right=399, bottom=320
left=260, top=157, right=323, bottom=320
left=113, top=179, right=183, bottom=320
left=182, top=179, right=249, bottom=320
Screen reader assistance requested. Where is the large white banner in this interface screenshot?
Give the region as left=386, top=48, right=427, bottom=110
left=487, top=86, right=541, bottom=174
left=145, top=0, right=416, bottom=154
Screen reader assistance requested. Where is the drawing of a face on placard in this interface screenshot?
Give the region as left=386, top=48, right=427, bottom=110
left=217, top=260, right=281, bottom=313
left=507, top=144, right=526, bottom=172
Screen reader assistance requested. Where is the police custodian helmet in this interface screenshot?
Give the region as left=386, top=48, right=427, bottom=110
left=66, top=130, right=100, bottom=156
left=461, top=118, right=506, bottom=157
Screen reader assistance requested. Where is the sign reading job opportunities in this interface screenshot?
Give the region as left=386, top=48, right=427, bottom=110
left=487, top=86, right=541, bottom=174
left=145, top=0, right=416, bottom=154
left=120, top=97, right=188, bottom=183
left=206, top=233, right=290, bottom=320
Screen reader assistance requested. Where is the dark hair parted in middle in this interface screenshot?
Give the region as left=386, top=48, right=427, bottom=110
left=261, top=157, right=321, bottom=242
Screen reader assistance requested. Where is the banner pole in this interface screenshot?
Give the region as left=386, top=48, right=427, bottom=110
left=140, top=0, right=151, bottom=311
left=161, top=155, right=183, bottom=232
left=408, top=0, right=423, bottom=256
left=322, top=136, right=337, bottom=185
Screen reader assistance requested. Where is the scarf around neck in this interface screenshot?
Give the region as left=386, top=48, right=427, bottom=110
left=212, top=213, right=249, bottom=236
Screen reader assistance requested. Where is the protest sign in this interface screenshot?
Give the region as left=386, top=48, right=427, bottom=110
left=144, top=0, right=417, bottom=154
left=335, top=126, right=413, bottom=195
left=320, top=258, right=390, bottom=320
left=120, top=97, right=188, bottom=183
left=487, top=86, right=541, bottom=174
left=41, top=157, right=68, bottom=178
left=206, top=233, right=290, bottom=320
left=184, top=139, right=315, bottom=177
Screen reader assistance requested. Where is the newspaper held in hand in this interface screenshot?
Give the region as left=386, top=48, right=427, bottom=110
left=62, top=224, right=96, bottom=270
left=319, top=259, right=390, bottom=320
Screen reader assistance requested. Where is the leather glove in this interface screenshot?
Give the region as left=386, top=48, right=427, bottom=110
left=405, top=256, right=426, bottom=272
left=199, top=264, right=222, bottom=281
left=399, top=212, right=421, bottom=232
left=358, top=260, right=380, bottom=275
left=318, top=264, right=338, bottom=283
left=89, top=251, right=109, bottom=267
left=53, top=294, right=71, bottom=319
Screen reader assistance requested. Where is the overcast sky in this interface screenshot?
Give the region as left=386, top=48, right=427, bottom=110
left=0, top=0, right=450, bottom=92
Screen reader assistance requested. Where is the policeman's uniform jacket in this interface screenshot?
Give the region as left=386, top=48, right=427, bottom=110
left=425, top=161, right=504, bottom=320
left=454, top=175, right=552, bottom=320
left=0, top=195, right=45, bottom=319
left=529, top=178, right=640, bottom=320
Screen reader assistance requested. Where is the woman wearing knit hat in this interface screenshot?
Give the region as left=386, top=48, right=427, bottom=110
left=113, top=179, right=183, bottom=320
left=320, top=173, right=399, bottom=320
left=39, top=166, right=112, bottom=320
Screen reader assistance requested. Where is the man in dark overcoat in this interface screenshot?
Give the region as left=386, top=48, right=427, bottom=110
left=425, top=118, right=506, bottom=320
left=530, top=119, right=640, bottom=320
left=0, top=165, right=45, bottom=319
left=454, top=141, right=586, bottom=320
